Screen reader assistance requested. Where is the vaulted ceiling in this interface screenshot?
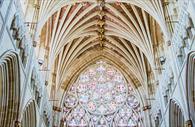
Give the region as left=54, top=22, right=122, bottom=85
left=37, top=0, right=168, bottom=107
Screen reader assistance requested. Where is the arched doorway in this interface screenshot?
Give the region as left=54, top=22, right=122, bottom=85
left=186, top=51, right=195, bottom=125
left=21, top=101, right=36, bottom=127
left=0, top=51, right=20, bottom=127
left=169, top=100, right=185, bottom=127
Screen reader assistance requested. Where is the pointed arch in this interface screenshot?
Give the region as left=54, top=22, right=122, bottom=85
left=58, top=51, right=146, bottom=108
left=21, top=100, right=37, bottom=127
left=0, top=50, right=21, bottom=127
left=169, top=99, right=185, bottom=127
left=186, top=51, right=195, bottom=125
left=61, top=60, right=143, bottom=127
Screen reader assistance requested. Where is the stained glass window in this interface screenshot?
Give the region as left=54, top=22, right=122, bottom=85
left=62, top=61, right=142, bottom=127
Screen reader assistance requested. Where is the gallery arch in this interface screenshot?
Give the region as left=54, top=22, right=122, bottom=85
left=186, top=51, right=195, bottom=125
left=21, top=101, right=36, bottom=127
left=0, top=51, right=20, bottom=127
left=169, top=100, right=185, bottom=127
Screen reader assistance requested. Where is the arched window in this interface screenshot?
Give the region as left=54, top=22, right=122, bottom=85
left=169, top=100, right=185, bottom=127
left=62, top=61, right=142, bottom=127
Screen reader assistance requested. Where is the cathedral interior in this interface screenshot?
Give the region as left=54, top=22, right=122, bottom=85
left=0, top=0, right=195, bottom=127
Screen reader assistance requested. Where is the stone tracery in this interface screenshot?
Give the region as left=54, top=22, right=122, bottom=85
left=63, top=61, right=142, bottom=127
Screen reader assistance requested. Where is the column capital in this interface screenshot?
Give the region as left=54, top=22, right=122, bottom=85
left=15, top=120, right=21, bottom=127
left=53, top=106, right=62, bottom=112
left=143, top=105, right=151, bottom=111
left=185, top=120, right=193, bottom=127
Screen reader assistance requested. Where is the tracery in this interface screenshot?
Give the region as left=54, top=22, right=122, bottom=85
left=62, top=61, right=142, bottom=127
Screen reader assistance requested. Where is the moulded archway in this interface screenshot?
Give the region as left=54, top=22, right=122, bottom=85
left=60, top=60, right=145, bottom=127
left=57, top=49, right=147, bottom=109
left=0, top=50, right=21, bottom=127
left=21, top=100, right=37, bottom=127
left=53, top=49, right=150, bottom=126
left=169, top=99, right=185, bottom=127
left=186, top=51, right=195, bottom=125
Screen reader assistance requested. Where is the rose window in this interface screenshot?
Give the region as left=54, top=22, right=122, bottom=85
left=63, top=61, right=142, bottom=127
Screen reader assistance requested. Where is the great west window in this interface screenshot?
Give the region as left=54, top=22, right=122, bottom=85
left=62, top=61, right=142, bottom=127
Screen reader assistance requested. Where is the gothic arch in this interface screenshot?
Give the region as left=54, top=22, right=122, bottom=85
left=58, top=51, right=145, bottom=109
left=169, top=99, right=185, bottom=127
left=61, top=60, right=143, bottom=127
left=21, top=100, right=37, bottom=127
left=0, top=50, right=21, bottom=127
left=186, top=51, right=195, bottom=125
